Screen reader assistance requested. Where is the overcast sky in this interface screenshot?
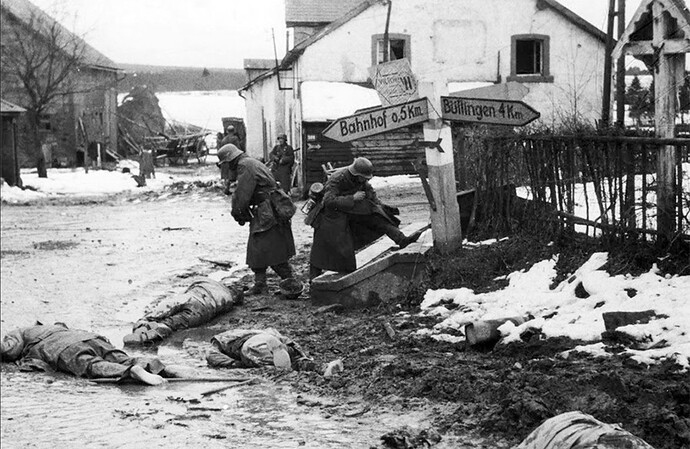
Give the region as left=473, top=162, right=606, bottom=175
left=29, top=0, right=646, bottom=69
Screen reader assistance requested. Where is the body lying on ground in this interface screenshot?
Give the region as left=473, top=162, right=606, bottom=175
left=0, top=323, right=188, bottom=385
left=516, top=411, right=654, bottom=449
left=206, top=328, right=315, bottom=372
left=124, top=278, right=242, bottom=346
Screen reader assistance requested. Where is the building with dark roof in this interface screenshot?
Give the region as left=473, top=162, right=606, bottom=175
left=0, top=0, right=121, bottom=169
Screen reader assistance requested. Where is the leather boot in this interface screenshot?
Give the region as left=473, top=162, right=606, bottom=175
left=397, top=229, right=424, bottom=249
left=272, top=262, right=293, bottom=280
left=247, top=270, right=267, bottom=295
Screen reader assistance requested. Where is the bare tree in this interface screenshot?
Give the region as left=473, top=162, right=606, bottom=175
left=1, top=6, right=86, bottom=178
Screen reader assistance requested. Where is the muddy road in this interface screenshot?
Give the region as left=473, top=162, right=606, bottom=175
left=1, top=166, right=449, bottom=449
left=4, top=164, right=687, bottom=449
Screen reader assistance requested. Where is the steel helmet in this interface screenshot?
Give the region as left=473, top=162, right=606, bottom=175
left=348, top=157, right=374, bottom=179
left=226, top=125, right=235, bottom=133
left=217, top=144, right=243, bottom=164
left=277, top=133, right=287, bottom=141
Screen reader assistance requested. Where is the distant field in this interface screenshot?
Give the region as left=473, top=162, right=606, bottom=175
left=116, top=63, right=247, bottom=93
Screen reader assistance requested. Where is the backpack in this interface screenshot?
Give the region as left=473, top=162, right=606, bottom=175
left=270, top=189, right=296, bottom=222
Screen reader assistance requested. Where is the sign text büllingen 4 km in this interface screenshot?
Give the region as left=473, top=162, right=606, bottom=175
left=440, top=96, right=539, bottom=126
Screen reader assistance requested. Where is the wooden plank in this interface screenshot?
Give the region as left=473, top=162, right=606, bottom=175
left=624, top=39, right=690, bottom=56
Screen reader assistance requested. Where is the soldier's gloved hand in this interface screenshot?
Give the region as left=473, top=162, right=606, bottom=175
left=353, top=191, right=366, bottom=201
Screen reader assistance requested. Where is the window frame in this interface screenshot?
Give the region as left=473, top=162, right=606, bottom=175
left=507, top=34, right=554, bottom=83
left=371, top=33, right=411, bottom=65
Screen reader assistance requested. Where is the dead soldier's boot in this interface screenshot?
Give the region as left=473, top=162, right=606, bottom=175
left=247, top=269, right=268, bottom=295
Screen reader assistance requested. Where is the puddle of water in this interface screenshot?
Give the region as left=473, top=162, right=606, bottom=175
left=1, top=339, right=459, bottom=449
left=1, top=363, right=441, bottom=449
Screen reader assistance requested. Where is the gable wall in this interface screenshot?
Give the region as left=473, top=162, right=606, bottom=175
left=243, top=74, right=286, bottom=160
left=295, top=0, right=605, bottom=125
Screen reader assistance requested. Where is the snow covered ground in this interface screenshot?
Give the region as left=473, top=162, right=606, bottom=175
left=418, top=251, right=690, bottom=371
left=0, top=163, right=211, bottom=203
left=0, top=162, right=420, bottom=205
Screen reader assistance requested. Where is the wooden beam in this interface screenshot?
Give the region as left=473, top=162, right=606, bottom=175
left=653, top=2, right=685, bottom=243
left=624, top=39, right=690, bottom=56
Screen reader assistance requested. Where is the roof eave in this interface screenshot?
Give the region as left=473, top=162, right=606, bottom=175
left=239, top=67, right=279, bottom=93
left=539, top=0, right=609, bottom=44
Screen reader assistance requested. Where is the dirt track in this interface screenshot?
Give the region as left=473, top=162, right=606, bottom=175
left=2, top=163, right=688, bottom=449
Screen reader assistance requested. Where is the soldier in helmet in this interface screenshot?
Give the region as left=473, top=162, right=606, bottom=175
left=220, top=125, right=243, bottom=151
left=217, top=144, right=296, bottom=294
left=267, top=133, right=295, bottom=192
left=309, top=157, right=422, bottom=279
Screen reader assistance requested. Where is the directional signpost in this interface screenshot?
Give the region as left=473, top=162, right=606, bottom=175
left=440, top=96, right=540, bottom=126
left=322, top=97, right=429, bottom=143
left=369, top=58, right=418, bottom=106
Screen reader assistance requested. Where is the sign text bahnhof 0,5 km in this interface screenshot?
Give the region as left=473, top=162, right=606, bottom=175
left=322, top=97, right=429, bottom=143
left=440, top=96, right=540, bottom=126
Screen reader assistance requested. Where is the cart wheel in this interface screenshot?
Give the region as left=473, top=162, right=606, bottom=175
left=196, top=140, right=208, bottom=164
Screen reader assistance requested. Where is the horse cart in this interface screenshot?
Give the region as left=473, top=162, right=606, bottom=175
left=145, top=132, right=210, bottom=165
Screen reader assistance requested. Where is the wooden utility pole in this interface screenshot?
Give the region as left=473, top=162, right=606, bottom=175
left=617, top=0, right=634, bottom=228
left=615, top=0, right=626, bottom=127
left=419, top=82, right=462, bottom=253
left=382, top=0, right=392, bottom=62
left=601, top=0, right=616, bottom=126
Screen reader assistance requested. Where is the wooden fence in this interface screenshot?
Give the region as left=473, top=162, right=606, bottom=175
left=460, top=133, right=690, bottom=242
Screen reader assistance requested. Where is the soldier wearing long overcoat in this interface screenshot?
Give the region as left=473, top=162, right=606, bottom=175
left=309, top=158, right=420, bottom=279
left=218, top=144, right=295, bottom=294
left=267, top=133, right=295, bottom=192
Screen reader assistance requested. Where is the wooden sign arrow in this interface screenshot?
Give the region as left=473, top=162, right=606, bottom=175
left=322, top=97, right=429, bottom=143
left=402, top=137, right=444, bottom=153
left=440, top=96, right=540, bottom=126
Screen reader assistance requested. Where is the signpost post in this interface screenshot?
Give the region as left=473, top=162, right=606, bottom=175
left=440, top=96, right=540, bottom=126
left=322, top=97, right=429, bottom=142
left=321, top=81, right=541, bottom=255
left=420, top=82, right=462, bottom=254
